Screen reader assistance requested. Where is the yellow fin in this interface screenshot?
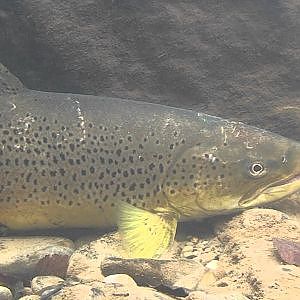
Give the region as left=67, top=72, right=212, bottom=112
left=118, top=202, right=178, bottom=258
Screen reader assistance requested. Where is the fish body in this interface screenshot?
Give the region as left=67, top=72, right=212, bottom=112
left=1, top=64, right=300, bottom=257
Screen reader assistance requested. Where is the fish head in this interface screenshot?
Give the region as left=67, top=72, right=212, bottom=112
left=164, top=122, right=300, bottom=218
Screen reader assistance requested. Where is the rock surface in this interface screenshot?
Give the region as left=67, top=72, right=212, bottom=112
left=203, top=209, right=300, bottom=300
left=0, top=0, right=299, bottom=141
left=101, top=256, right=205, bottom=291
left=67, top=232, right=121, bottom=282
left=0, top=236, right=74, bottom=280
left=185, top=291, right=250, bottom=300
left=50, top=280, right=177, bottom=300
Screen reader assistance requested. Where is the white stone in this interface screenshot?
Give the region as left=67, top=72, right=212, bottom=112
left=18, top=296, right=40, bottom=300
left=0, top=286, right=13, bottom=300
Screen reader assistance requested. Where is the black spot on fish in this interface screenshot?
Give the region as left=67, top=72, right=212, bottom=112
left=129, top=183, right=136, bottom=191
left=159, top=163, right=164, bottom=173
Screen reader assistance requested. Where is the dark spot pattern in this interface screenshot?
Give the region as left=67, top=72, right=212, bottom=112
left=165, top=149, right=234, bottom=200
left=0, top=107, right=189, bottom=216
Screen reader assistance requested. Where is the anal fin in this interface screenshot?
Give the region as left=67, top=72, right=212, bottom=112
left=118, top=202, right=178, bottom=258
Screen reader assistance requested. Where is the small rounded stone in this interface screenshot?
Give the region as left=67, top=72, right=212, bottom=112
left=0, top=286, right=13, bottom=300
left=104, top=274, right=137, bottom=288
left=183, top=251, right=198, bottom=259
left=205, top=259, right=219, bottom=270
left=182, top=245, right=194, bottom=253
left=18, top=296, right=40, bottom=300
left=185, top=241, right=194, bottom=246
left=22, top=287, right=34, bottom=296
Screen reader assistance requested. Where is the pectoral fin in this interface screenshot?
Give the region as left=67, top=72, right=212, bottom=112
left=118, top=202, right=178, bottom=258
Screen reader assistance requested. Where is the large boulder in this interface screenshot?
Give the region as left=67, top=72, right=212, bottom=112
left=0, top=0, right=299, bottom=140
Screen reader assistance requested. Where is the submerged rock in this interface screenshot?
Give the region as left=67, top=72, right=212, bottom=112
left=0, top=236, right=74, bottom=280
left=31, top=276, right=64, bottom=295
left=1, top=1, right=299, bottom=141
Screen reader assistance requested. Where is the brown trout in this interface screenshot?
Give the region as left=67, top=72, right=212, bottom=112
left=1, top=63, right=300, bottom=258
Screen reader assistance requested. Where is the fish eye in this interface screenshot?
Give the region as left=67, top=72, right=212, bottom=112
left=249, top=162, right=265, bottom=177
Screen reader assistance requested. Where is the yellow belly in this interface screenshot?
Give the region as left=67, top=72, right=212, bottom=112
left=1, top=201, right=117, bottom=231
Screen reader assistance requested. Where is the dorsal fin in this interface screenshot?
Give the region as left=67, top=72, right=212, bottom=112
left=0, top=63, right=25, bottom=96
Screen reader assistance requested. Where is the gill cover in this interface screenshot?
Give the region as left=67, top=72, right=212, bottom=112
left=163, top=126, right=300, bottom=217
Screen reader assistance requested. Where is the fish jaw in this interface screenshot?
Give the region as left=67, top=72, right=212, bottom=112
left=239, top=173, right=300, bottom=208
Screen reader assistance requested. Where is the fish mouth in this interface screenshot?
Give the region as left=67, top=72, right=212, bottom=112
left=239, top=173, right=300, bottom=208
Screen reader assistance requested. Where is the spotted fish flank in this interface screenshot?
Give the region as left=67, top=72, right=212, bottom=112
left=1, top=63, right=300, bottom=258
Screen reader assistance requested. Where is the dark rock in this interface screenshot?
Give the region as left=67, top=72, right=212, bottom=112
left=0, top=0, right=299, bottom=140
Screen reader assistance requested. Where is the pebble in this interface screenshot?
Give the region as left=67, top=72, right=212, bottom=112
left=135, top=287, right=178, bottom=299
left=280, top=264, right=300, bottom=274
left=183, top=251, right=198, bottom=259
left=31, top=276, right=64, bottom=295
left=21, top=287, right=34, bottom=296
left=198, top=251, right=218, bottom=264
left=205, top=260, right=219, bottom=271
left=182, top=245, right=194, bottom=253
left=185, top=242, right=194, bottom=247
left=190, top=237, right=199, bottom=244
left=185, top=291, right=208, bottom=300
left=50, top=282, right=113, bottom=300
left=104, top=274, right=137, bottom=288
left=185, top=291, right=250, bottom=300
left=0, top=286, right=13, bottom=300
left=18, top=296, right=40, bottom=300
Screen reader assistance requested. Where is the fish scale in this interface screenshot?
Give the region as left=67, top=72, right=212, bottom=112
left=1, top=63, right=300, bottom=258
left=0, top=89, right=207, bottom=229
